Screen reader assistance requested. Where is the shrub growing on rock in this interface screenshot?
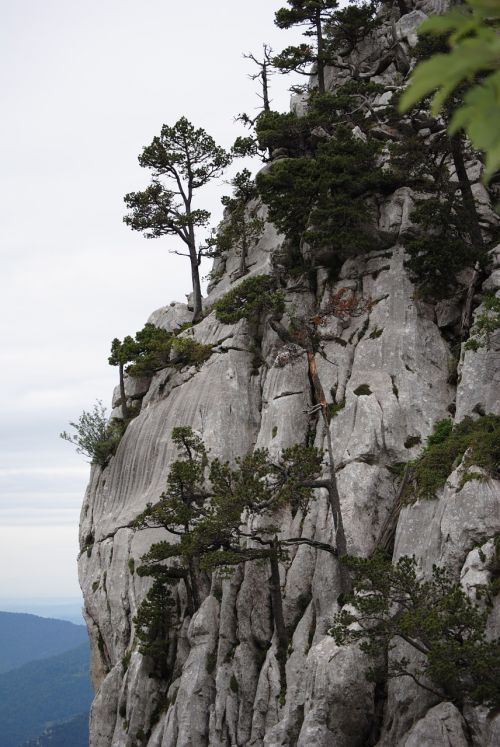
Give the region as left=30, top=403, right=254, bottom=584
left=214, top=275, right=285, bottom=324
left=411, top=415, right=500, bottom=500
left=256, top=128, right=392, bottom=260
left=60, top=401, right=125, bottom=467
left=331, top=553, right=500, bottom=708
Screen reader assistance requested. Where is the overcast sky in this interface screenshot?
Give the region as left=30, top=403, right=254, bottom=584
left=0, top=0, right=302, bottom=608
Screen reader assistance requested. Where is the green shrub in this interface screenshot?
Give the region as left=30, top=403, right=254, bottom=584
left=412, top=415, right=500, bottom=499
left=60, top=401, right=126, bottom=467
left=171, top=336, right=212, bottom=367
left=326, top=400, right=345, bottom=421
left=331, top=553, right=500, bottom=708
left=124, top=323, right=173, bottom=377
left=465, top=292, right=500, bottom=351
left=215, top=275, right=285, bottom=324
left=405, top=196, right=482, bottom=299
left=256, top=127, right=392, bottom=259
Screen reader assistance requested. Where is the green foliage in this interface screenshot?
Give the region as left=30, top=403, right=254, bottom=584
left=465, top=291, right=500, bottom=350
left=170, top=336, right=212, bottom=367
left=133, top=578, right=176, bottom=678
left=124, top=117, right=233, bottom=320
left=110, top=323, right=173, bottom=378
left=404, top=194, right=482, bottom=298
left=273, top=0, right=341, bottom=92
left=60, top=401, right=125, bottom=467
left=326, top=400, right=345, bottom=421
left=110, top=323, right=211, bottom=379
left=331, top=553, right=500, bottom=707
left=133, top=426, right=329, bottom=682
left=255, top=110, right=311, bottom=156
left=254, top=82, right=386, bottom=158
left=427, top=417, right=453, bottom=447
left=208, top=170, right=265, bottom=272
left=214, top=275, right=285, bottom=324
left=389, top=127, right=488, bottom=299
left=399, top=0, right=500, bottom=182
left=256, top=127, right=391, bottom=260
left=412, top=415, right=500, bottom=499
left=124, top=117, right=232, bottom=238
left=325, top=1, right=381, bottom=53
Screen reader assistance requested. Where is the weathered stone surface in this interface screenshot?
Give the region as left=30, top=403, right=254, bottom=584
left=80, top=3, right=500, bottom=744
left=401, top=702, right=469, bottom=747
left=378, top=189, right=417, bottom=240
left=148, top=302, right=193, bottom=332
left=296, top=639, right=374, bottom=747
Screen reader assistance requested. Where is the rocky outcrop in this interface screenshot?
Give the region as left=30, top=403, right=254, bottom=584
left=79, top=1, right=500, bottom=745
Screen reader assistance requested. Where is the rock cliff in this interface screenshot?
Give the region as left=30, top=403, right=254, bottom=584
left=79, top=1, right=500, bottom=745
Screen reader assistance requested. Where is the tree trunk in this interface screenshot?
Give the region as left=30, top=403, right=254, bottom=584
left=269, top=320, right=350, bottom=594
left=119, top=362, right=129, bottom=420
left=262, top=63, right=271, bottom=113
left=449, top=133, right=484, bottom=250
left=320, top=410, right=351, bottom=595
left=306, top=352, right=350, bottom=594
left=188, top=555, right=201, bottom=611
left=189, top=242, right=203, bottom=322
left=239, top=219, right=249, bottom=276
left=372, top=464, right=412, bottom=556
left=269, top=540, right=288, bottom=695
left=315, top=10, right=326, bottom=95
left=461, top=261, right=481, bottom=340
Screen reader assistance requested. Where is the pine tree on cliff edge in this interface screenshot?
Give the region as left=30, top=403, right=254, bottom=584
left=273, top=0, right=340, bottom=94
left=123, top=117, right=232, bottom=321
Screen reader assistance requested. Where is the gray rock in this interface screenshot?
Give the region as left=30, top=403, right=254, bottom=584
left=401, top=702, right=469, bottom=746
left=80, top=5, right=500, bottom=744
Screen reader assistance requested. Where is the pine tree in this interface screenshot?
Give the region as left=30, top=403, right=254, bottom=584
left=273, top=0, right=340, bottom=94
left=124, top=118, right=232, bottom=321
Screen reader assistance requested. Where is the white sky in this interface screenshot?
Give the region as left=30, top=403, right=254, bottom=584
left=0, top=0, right=302, bottom=604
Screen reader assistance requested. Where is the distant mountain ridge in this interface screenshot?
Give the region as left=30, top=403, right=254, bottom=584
left=0, top=610, right=87, bottom=673
left=0, top=642, right=92, bottom=747
left=20, top=713, right=89, bottom=747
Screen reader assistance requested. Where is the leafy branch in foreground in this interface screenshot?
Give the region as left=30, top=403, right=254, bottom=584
left=60, top=401, right=125, bottom=467
left=330, top=553, right=500, bottom=708
left=399, top=0, right=500, bottom=182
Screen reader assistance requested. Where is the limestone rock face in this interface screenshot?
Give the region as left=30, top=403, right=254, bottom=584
left=401, top=702, right=470, bottom=747
left=79, top=1, right=500, bottom=745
